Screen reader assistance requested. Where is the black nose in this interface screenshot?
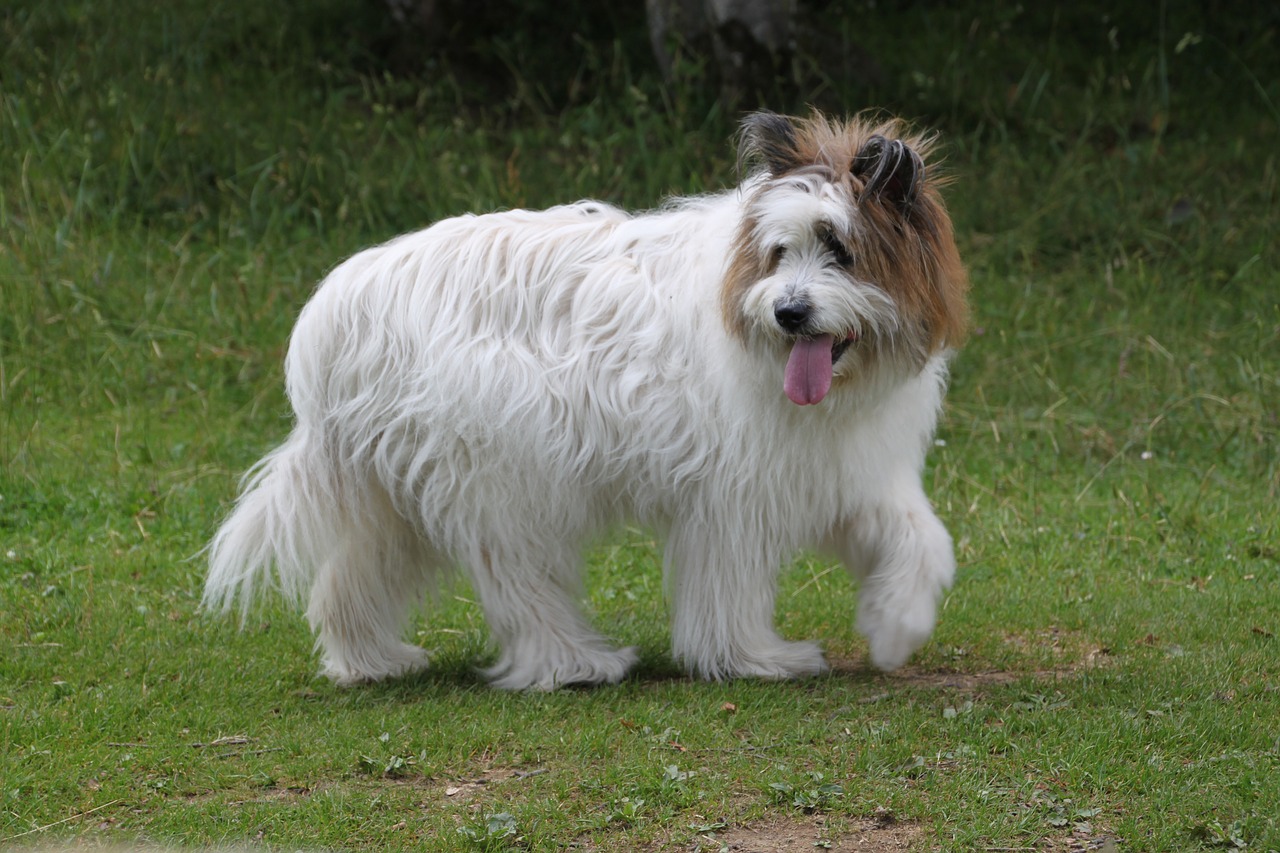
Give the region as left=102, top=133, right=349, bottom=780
left=774, top=298, right=813, bottom=333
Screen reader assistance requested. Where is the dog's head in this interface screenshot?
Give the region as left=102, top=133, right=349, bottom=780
left=722, top=111, right=969, bottom=406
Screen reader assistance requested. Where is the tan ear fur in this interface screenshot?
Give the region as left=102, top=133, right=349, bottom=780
left=724, top=111, right=969, bottom=358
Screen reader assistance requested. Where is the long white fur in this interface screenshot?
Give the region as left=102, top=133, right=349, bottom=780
left=205, top=174, right=956, bottom=691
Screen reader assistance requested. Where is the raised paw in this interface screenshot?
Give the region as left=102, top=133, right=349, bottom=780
left=857, top=587, right=938, bottom=671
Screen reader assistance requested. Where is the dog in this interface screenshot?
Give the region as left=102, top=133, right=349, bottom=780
left=204, top=110, right=969, bottom=690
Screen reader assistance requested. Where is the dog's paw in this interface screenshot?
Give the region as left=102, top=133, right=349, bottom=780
left=691, top=639, right=830, bottom=682
left=857, top=589, right=937, bottom=671
left=484, top=644, right=640, bottom=691
left=741, top=640, right=831, bottom=680
left=321, top=642, right=430, bottom=686
left=856, top=516, right=954, bottom=671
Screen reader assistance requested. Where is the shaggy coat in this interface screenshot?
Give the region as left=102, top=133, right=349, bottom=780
left=205, top=111, right=969, bottom=690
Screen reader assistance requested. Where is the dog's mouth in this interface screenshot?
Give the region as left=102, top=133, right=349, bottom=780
left=831, top=333, right=857, bottom=365
left=783, top=331, right=857, bottom=406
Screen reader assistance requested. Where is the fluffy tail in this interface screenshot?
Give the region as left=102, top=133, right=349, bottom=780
left=204, top=429, right=335, bottom=619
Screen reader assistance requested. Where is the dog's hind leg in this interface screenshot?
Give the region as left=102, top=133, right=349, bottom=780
left=306, top=493, right=439, bottom=685
left=464, top=542, right=638, bottom=691
left=831, top=485, right=955, bottom=671
left=665, top=521, right=830, bottom=682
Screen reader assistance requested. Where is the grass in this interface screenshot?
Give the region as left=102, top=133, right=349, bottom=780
left=2, top=0, right=1278, bottom=850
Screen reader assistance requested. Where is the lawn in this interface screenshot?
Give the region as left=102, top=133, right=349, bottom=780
left=2, top=1, right=1277, bottom=850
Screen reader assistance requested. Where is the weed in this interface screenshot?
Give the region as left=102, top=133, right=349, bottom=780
left=769, top=773, right=845, bottom=813
left=458, top=812, right=520, bottom=850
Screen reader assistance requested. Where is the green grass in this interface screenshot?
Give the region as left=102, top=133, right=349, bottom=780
left=2, top=0, right=1278, bottom=850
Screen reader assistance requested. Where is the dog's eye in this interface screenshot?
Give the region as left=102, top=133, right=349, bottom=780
left=820, top=229, right=853, bottom=267
left=770, top=245, right=787, bottom=267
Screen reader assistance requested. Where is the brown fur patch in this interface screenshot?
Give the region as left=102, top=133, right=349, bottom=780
left=724, top=111, right=969, bottom=363
left=722, top=210, right=768, bottom=340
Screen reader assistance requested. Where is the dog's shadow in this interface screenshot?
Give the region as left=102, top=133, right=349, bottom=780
left=296, top=647, right=893, bottom=707
left=311, top=649, right=686, bottom=703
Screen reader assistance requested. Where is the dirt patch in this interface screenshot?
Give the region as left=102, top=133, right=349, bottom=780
left=1039, top=833, right=1120, bottom=852
left=233, top=783, right=320, bottom=804
left=882, top=668, right=1026, bottom=690
left=828, top=628, right=1113, bottom=693
left=689, top=813, right=925, bottom=852
left=1000, top=627, right=1113, bottom=668
left=826, top=658, right=1049, bottom=692
left=440, top=766, right=549, bottom=802
left=174, top=781, right=324, bottom=806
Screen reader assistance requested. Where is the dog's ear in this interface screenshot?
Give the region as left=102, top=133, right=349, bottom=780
left=851, top=135, right=924, bottom=212
left=738, top=111, right=800, bottom=176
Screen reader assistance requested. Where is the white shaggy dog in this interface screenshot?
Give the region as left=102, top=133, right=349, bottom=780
left=205, top=111, right=969, bottom=691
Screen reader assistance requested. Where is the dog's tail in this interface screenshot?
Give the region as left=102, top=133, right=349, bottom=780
left=203, top=428, right=336, bottom=619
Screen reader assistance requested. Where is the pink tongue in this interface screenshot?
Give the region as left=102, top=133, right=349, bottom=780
left=784, top=334, right=834, bottom=406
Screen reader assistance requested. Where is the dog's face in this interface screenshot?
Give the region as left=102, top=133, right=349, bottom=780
left=723, top=112, right=969, bottom=405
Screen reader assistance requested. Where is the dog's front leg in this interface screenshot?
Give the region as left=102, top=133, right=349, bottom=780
left=665, top=518, right=829, bottom=681
left=831, top=485, right=956, bottom=671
